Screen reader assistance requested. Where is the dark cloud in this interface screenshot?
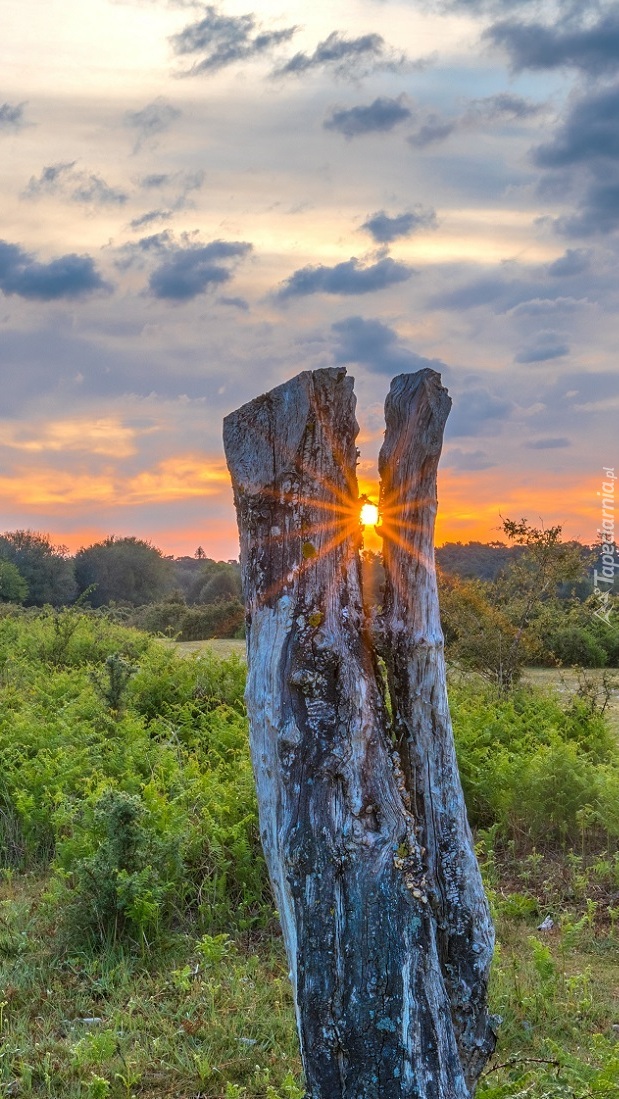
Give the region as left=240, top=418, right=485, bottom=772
left=547, top=248, right=591, bottom=276
left=276, top=257, right=415, bottom=299
left=531, top=85, right=619, bottom=236
left=275, top=30, right=398, bottom=78
left=408, top=114, right=456, bottom=149
left=533, top=84, right=619, bottom=169
left=434, top=0, right=542, bottom=11
left=467, top=92, right=544, bottom=122
left=170, top=5, right=297, bottom=76
left=507, top=297, right=588, bottom=317
left=148, top=239, right=252, bottom=300
left=0, top=240, right=110, bottom=301
left=332, top=315, right=449, bottom=376
left=515, top=331, right=570, bottom=363
left=23, top=162, right=128, bottom=206
left=541, top=369, right=619, bottom=406
left=136, top=168, right=204, bottom=210
left=218, top=295, right=250, bottom=311
left=446, top=386, right=512, bottom=438
left=124, top=97, right=182, bottom=152
left=129, top=210, right=173, bottom=230
left=324, top=96, right=412, bottom=138
left=0, top=101, right=27, bottom=133
left=555, top=169, right=619, bottom=237
left=485, top=10, right=619, bottom=75
left=429, top=275, right=506, bottom=310
left=140, top=173, right=172, bottom=189
left=526, top=437, right=571, bottom=449
left=406, top=92, right=543, bottom=150
left=361, top=207, right=438, bottom=242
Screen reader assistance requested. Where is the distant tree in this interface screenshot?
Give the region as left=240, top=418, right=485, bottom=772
left=194, top=546, right=206, bottom=559
left=439, top=519, right=592, bottom=690
left=436, top=540, right=520, bottom=581
left=0, top=560, right=28, bottom=604
left=0, top=530, right=76, bottom=606
left=187, top=559, right=241, bottom=605
left=74, top=536, right=173, bottom=607
left=439, top=572, right=533, bottom=689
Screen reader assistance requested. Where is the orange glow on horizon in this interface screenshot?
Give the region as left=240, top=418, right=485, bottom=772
left=0, top=454, right=230, bottom=510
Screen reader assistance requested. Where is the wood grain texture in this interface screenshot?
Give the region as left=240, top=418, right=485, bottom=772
left=379, top=369, right=497, bottom=1091
left=223, top=366, right=494, bottom=1098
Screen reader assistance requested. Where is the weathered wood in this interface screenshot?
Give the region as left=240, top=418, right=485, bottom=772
left=223, top=366, right=494, bottom=1098
left=378, top=370, right=497, bottom=1092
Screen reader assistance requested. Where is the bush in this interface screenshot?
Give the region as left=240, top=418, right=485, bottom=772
left=0, top=613, right=269, bottom=950
left=450, top=676, right=619, bottom=847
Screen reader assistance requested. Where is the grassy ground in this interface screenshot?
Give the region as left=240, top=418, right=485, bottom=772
left=4, top=624, right=617, bottom=1097
left=159, top=638, right=246, bottom=660
left=524, top=665, right=619, bottom=738
left=2, top=871, right=619, bottom=1098
left=161, top=641, right=619, bottom=738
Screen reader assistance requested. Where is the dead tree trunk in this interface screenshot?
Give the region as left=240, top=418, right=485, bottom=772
left=378, top=371, right=496, bottom=1093
left=223, top=367, right=495, bottom=1099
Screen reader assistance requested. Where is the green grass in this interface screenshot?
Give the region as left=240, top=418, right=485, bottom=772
left=523, top=666, right=619, bottom=740
left=2, top=872, right=619, bottom=1098
left=3, top=610, right=619, bottom=1097
left=159, top=637, right=247, bottom=660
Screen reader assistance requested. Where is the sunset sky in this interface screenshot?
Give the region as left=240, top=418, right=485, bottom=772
left=2, top=0, right=617, bottom=559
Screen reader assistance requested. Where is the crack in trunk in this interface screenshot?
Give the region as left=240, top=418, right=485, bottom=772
left=224, top=366, right=496, bottom=1098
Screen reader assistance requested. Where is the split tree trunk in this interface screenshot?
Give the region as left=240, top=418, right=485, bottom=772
left=379, top=371, right=496, bottom=1093
left=223, top=367, right=495, bottom=1099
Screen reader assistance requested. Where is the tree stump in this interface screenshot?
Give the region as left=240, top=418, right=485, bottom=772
left=223, top=367, right=495, bottom=1099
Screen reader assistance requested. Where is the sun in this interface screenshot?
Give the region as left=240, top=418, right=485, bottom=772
left=360, top=501, right=379, bottom=527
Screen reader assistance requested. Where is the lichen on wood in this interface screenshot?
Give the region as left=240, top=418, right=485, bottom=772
left=223, top=366, right=496, bottom=1099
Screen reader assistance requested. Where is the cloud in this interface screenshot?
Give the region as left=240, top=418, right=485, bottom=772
left=0, top=239, right=110, bottom=301
left=507, top=297, right=588, bottom=316
left=533, top=83, right=619, bottom=169
left=275, top=30, right=399, bottom=78
left=446, top=386, right=512, bottom=437
left=148, top=239, right=252, bottom=300
left=360, top=207, right=438, bottom=242
left=443, top=448, right=496, bottom=470
left=547, top=248, right=591, bottom=276
left=485, top=10, right=619, bottom=75
left=124, top=97, right=182, bottom=152
left=129, top=210, right=173, bottom=230
left=276, top=257, right=415, bottom=299
left=332, top=315, right=450, bottom=376
left=515, top=331, right=570, bottom=363
left=467, top=92, right=544, bottom=123
left=526, top=437, right=571, bottom=449
left=429, top=275, right=507, bottom=310
left=170, top=5, right=297, bottom=76
left=218, top=295, right=249, bottom=311
left=406, top=92, right=543, bottom=149
left=324, top=96, right=412, bottom=138
left=0, top=101, right=27, bottom=133
left=408, top=114, right=456, bottom=148
left=136, top=168, right=204, bottom=210
left=23, top=162, right=128, bottom=206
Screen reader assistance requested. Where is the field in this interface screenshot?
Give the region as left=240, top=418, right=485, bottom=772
left=159, top=637, right=247, bottom=660
left=523, top=666, right=619, bottom=739
left=2, top=613, right=619, bottom=1098
left=163, top=640, right=619, bottom=739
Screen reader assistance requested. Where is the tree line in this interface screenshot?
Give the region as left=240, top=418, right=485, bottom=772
left=0, top=531, right=244, bottom=639
left=0, top=524, right=616, bottom=661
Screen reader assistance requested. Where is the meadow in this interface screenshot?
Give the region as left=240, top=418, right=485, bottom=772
left=1, top=610, right=619, bottom=1098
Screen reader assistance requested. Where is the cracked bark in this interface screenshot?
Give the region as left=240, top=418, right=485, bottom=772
left=223, top=366, right=495, bottom=1099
